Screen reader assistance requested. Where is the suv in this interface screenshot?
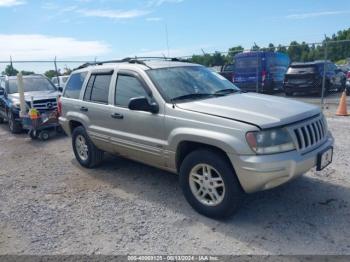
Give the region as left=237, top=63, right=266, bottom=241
left=59, top=59, right=334, bottom=218
left=284, top=61, right=346, bottom=96
left=52, top=75, right=69, bottom=90
left=0, top=74, right=60, bottom=133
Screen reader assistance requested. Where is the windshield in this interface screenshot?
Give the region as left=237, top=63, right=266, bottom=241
left=147, top=66, right=240, bottom=102
left=8, top=77, right=57, bottom=94
left=235, top=57, right=259, bottom=69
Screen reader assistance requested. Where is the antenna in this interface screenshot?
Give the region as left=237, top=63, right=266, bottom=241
left=165, top=23, right=170, bottom=58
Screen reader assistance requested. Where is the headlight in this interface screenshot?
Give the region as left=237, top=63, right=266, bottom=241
left=12, top=100, right=21, bottom=109
left=246, top=128, right=295, bottom=154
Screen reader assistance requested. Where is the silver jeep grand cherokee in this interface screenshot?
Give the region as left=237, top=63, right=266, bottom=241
left=59, top=59, right=334, bottom=218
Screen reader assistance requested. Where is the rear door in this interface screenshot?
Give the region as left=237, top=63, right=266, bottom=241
left=284, top=65, right=320, bottom=87
left=107, top=70, right=165, bottom=167
left=80, top=69, right=115, bottom=151
left=266, top=53, right=290, bottom=84
left=234, top=54, right=261, bottom=90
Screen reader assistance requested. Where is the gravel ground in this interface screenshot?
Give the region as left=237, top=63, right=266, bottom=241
left=0, top=106, right=349, bottom=255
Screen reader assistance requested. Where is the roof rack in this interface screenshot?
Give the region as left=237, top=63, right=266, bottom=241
left=73, top=56, right=187, bottom=71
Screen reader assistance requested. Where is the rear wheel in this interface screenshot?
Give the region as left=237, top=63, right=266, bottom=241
left=72, top=126, right=104, bottom=168
left=0, top=116, right=4, bottom=124
left=179, top=149, right=244, bottom=219
left=285, top=91, right=293, bottom=97
left=7, top=110, right=22, bottom=134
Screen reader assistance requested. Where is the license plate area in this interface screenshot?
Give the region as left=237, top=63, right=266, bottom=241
left=317, top=147, right=333, bottom=171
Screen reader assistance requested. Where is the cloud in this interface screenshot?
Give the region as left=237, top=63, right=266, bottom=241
left=0, top=34, right=111, bottom=60
left=286, top=10, right=350, bottom=19
left=78, top=8, right=150, bottom=19
left=0, top=0, right=25, bottom=7
left=148, top=0, right=184, bottom=7
left=146, top=17, right=163, bottom=22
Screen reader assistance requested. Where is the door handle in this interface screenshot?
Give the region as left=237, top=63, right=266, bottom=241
left=80, top=106, right=88, bottom=112
left=111, top=113, right=124, bottom=119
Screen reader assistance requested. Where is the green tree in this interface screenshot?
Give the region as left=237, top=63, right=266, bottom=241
left=226, top=45, right=244, bottom=63
left=251, top=43, right=260, bottom=51
left=44, top=70, right=60, bottom=79
left=2, top=65, right=19, bottom=76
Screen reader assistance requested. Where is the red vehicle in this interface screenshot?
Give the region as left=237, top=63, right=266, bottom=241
left=219, top=64, right=235, bottom=83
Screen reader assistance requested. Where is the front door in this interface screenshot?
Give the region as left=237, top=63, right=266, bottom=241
left=107, top=71, right=165, bottom=168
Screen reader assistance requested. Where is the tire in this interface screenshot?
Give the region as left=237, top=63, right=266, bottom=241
left=7, top=110, right=22, bottom=134
left=72, top=126, right=104, bottom=168
left=285, top=91, right=293, bottom=97
left=39, top=130, right=50, bottom=141
left=179, top=149, right=244, bottom=219
left=0, top=116, right=3, bottom=124
left=29, top=130, right=38, bottom=139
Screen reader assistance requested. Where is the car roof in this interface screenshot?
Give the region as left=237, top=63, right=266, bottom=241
left=6, top=74, right=46, bottom=80
left=290, top=60, right=332, bottom=66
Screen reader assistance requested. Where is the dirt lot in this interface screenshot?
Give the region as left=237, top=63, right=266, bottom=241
left=0, top=105, right=349, bottom=255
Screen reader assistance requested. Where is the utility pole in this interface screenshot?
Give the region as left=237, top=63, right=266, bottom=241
left=321, top=35, right=328, bottom=110
left=54, top=56, right=60, bottom=87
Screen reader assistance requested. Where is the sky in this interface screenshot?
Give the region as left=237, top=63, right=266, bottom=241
left=0, top=0, right=349, bottom=73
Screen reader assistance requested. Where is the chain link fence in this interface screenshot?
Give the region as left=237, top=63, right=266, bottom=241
left=1, top=39, right=349, bottom=113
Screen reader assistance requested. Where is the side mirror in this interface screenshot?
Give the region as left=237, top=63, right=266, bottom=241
left=58, top=86, right=63, bottom=92
left=128, top=97, right=159, bottom=114
left=0, top=88, right=4, bottom=96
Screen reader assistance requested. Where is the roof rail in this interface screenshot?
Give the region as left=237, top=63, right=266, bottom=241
left=73, top=56, right=187, bottom=71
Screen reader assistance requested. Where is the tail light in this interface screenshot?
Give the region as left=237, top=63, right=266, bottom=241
left=57, top=96, right=62, bottom=116
left=262, top=70, right=267, bottom=82
left=347, top=72, right=350, bottom=80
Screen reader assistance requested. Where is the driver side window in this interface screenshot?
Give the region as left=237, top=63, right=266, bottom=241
left=115, top=74, right=148, bottom=107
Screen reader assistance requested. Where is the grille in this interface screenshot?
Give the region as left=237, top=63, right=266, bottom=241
left=291, top=115, right=327, bottom=152
left=32, top=99, right=57, bottom=110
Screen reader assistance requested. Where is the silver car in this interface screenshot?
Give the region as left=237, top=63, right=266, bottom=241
left=59, top=59, right=334, bottom=218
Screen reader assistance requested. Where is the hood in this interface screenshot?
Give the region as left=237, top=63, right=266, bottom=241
left=8, top=90, right=60, bottom=102
left=176, top=93, right=321, bottom=129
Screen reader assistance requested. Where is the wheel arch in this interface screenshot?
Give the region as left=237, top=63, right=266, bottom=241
left=175, top=140, right=235, bottom=174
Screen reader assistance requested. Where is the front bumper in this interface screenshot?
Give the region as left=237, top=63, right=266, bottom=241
left=228, top=133, right=334, bottom=193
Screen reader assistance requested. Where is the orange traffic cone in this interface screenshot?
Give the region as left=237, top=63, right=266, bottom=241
left=336, top=91, right=349, bottom=116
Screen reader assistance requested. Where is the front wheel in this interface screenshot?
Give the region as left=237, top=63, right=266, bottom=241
left=7, top=110, right=22, bottom=134
left=72, top=126, right=104, bottom=168
left=179, top=149, right=244, bottom=219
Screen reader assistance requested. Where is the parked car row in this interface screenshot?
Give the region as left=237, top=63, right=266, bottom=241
left=219, top=51, right=348, bottom=96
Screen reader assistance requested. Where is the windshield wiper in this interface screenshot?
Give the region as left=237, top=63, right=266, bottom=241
left=214, top=89, right=240, bottom=95
left=170, top=93, right=214, bottom=102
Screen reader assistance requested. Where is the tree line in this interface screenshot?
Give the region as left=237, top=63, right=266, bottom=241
left=189, top=28, right=350, bottom=67
left=1, top=64, right=72, bottom=77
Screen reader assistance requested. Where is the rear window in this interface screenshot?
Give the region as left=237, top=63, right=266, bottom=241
left=63, top=72, right=87, bottom=99
left=61, top=76, right=69, bottom=83
left=223, top=64, right=234, bottom=72
left=287, top=66, right=318, bottom=74
left=235, top=57, right=259, bottom=69
left=83, top=74, right=112, bottom=104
